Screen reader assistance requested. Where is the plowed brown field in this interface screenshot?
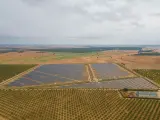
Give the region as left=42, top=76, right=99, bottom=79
left=0, top=50, right=160, bottom=69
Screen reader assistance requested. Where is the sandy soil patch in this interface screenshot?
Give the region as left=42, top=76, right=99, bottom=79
left=116, top=55, right=160, bottom=69
left=1, top=50, right=160, bottom=69
left=0, top=51, right=54, bottom=64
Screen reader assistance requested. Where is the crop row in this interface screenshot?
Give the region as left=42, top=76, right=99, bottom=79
left=0, top=89, right=160, bottom=120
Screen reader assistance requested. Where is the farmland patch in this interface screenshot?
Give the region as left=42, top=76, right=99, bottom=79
left=0, top=89, right=160, bottom=120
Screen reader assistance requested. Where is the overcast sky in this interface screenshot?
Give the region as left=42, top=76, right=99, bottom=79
left=0, top=0, right=160, bottom=45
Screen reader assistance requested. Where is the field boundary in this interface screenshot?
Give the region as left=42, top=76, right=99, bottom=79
left=3, top=80, right=91, bottom=89
left=0, top=65, right=41, bottom=87
left=116, top=63, right=160, bottom=88
left=114, top=63, right=136, bottom=77
left=133, top=71, right=160, bottom=88
left=0, top=88, right=119, bottom=91
left=88, top=64, right=98, bottom=82
left=117, top=90, right=123, bottom=98
left=115, top=63, right=140, bottom=77
left=85, top=64, right=91, bottom=82
left=133, top=70, right=160, bottom=88
left=143, top=77, right=160, bottom=88
left=0, top=85, right=158, bottom=90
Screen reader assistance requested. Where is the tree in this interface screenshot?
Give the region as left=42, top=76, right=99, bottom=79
left=123, top=88, right=128, bottom=92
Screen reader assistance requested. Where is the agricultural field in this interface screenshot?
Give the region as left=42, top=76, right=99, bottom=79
left=54, top=52, right=95, bottom=60
left=91, top=63, right=134, bottom=80
left=134, top=69, right=160, bottom=85
left=0, top=64, right=36, bottom=83
left=61, top=78, right=158, bottom=89
left=0, top=51, right=96, bottom=64
left=8, top=64, right=88, bottom=87
left=117, top=55, right=160, bottom=69
left=0, top=51, right=160, bottom=120
left=0, top=50, right=160, bottom=69
left=0, top=89, right=160, bottom=120
left=0, top=51, right=52, bottom=64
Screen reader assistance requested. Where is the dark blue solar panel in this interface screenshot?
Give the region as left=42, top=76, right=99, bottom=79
left=92, top=63, right=129, bottom=78
left=8, top=78, right=39, bottom=87
left=36, top=64, right=84, bottom=80
left=8, top=64, right=85, bottom=87
left=8, top=81, right=22, bottom=87
left=24, top=71, right=72, bottom=83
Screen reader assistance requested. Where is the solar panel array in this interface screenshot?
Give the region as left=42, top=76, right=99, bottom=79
left=7, top=64, right=158, bottom=89
left=8, top=64, right=86, bottom=87
left=92, top=63, right=130, bottom=79
left=61, top=78, right=158, bottom=89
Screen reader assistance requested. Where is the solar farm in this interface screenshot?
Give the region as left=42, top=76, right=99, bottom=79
left=91, top=63, right=132, bottom=79
left=61, top=78, right=158, bottom=89
left=7, top=64, right=88, bottom=87
left=0, top=63, right=158, bottom=90
left=0, top=63, right=160, bottom=120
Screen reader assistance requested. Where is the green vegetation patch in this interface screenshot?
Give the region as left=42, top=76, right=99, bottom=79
left=0, top=64, right=36, bottom=83
left=30, top=47, right=141, bottom=53
left=134, top=69, right=160, bottom=85
left=136, top=52, right=160, bottom=56
left=0, top=89, right=160, bottom=120
left=22, top=55, right=55, bottom=63
left=55, top=52, right=96, bottom=60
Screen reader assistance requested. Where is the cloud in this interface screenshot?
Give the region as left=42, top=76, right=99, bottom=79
left=21, top=0, right=49, bottom=6
left=0, top=0, right=160, bottom=44
left=150, top=13, right=160, bottom=16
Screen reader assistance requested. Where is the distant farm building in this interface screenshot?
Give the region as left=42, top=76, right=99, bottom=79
left=138, top=48, right=154, bottom=54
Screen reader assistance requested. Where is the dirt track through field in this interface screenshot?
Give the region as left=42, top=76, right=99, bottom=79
left=88, top=64, right=98, bottom=82
left=85, top=65, right=91, bottom=82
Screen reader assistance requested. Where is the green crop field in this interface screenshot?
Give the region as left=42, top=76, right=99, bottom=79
left=134, top=69, right=160, bottom=85
left=0, top=89, right=159, bottom=120
left=30, top=47, right=141, bottom=53
left=54, top=52, right=96, bottom=60
left=0, top=64, right=36, bottom=83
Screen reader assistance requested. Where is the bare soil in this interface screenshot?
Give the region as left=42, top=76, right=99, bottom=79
left=0, top=51, right=54, bottom=64
left=116, top=55, right=160, bottom=69
left=0, top=50, right=160, bottom=69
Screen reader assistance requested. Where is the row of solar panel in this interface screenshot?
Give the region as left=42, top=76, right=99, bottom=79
left=8, top=64, right=132, bottom=87
left=60, top=78, right=158, bottom=89
left=8, top=64, right=85, bottom=87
